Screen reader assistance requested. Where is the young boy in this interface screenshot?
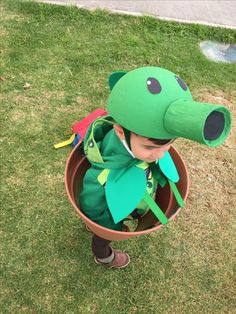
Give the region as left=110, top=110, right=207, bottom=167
left=79, top=66, right=231, bottom=269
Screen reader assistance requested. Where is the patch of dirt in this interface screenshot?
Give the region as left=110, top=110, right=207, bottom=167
left=40, top=91, right=65, bottom=101
left=10, top=109, right=43, bottom=133
left=5, top=176, right=26, bottom=187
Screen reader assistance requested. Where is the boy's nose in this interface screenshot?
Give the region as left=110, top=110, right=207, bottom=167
left=151, top=151, right=164, bottom=160
left=160, top=145, right=170, bottom=154
left=157, top=152, right=165, bottom=159
left=154, top=145, right=170, bottom=159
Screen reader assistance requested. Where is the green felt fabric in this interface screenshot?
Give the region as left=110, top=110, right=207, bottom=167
left=107, top=67, right=192, bottom=139
left=168, top=181, right=184, bottom=208
left=106, top=167, right=147, bottom=224
left=143, top=191, right=169, bottom=225
left=107, top=66, right=231, bottom=147
left=79, top=116, right=184, bottom=229
left=159, top=151, right=179, bottom=183
left=164, top=100, right=232, bottom=147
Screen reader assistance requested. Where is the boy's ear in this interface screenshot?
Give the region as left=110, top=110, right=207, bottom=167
left=109, top=71, right=127, bottom=91
left=113, top=124, right=125, bottom=140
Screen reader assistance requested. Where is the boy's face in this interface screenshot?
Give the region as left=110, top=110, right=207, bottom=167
left=130, top=133, right=171, bottom=163
left=114, top=124, right=171, bottom=163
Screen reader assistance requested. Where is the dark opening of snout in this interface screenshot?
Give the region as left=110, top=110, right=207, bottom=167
left=204, top=111, right=225, bottom=140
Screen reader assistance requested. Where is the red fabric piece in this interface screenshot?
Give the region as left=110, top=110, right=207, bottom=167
left=72, top=108, right=108, bottom=140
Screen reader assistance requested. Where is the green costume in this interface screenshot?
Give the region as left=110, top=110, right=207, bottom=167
left=79, top=66, right=231, bottom=231
left=79, top=116, right=180, bottom=230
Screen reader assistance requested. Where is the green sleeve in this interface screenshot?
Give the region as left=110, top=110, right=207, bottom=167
left=78, top=167, right=123, bottom=231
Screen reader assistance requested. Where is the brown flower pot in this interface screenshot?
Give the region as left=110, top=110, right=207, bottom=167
left=65, top=144, right=189, bottom=241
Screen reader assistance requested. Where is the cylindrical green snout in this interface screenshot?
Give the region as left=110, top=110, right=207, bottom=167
left=164, top=100, right=231, bottom=147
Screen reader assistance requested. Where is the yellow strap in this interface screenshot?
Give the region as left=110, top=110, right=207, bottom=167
left=136, top=161, right=149, bottom=170
left=54, top=134, right=75, bottom=149
left=97, top=169, right=110, bottom=185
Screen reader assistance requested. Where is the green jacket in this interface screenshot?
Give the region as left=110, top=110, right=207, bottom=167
left=78, top=116, right=183, bottom=230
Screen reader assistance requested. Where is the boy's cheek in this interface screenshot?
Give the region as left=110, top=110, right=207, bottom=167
left=162, top=145, right=171, bottom=153
left=133, top=151, right=148, bottom=161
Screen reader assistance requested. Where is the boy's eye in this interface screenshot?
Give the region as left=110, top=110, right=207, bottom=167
left=147, top=77, right=162, bottom=94
left=144, top=146, right=156, bottom=150
left=175, top=76, right=188, bottom=91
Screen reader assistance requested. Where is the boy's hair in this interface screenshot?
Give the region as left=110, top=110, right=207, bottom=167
left=148, top=138, right=173, bottom=145
left=123, top=126, right=173, bottom=147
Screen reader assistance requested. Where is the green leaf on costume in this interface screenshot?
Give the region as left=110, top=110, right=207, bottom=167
left=106, top=167, right=146, bottom=223
left=159, top=151, right=179, bottom=182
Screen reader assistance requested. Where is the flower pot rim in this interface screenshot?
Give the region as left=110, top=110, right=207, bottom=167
left=64, top=143, right=189, bottom=240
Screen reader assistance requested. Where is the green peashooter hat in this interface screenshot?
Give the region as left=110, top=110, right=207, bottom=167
left=107, top=67, right=231, bottom=147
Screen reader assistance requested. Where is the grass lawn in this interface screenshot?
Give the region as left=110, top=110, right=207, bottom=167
left=1, top=1, right=236, bottom=313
